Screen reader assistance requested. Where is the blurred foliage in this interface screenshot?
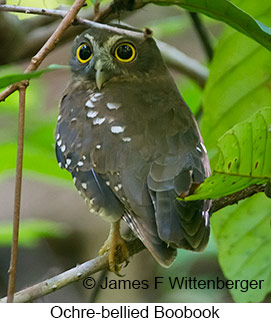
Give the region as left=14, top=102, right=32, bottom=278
left=0, top=65, right=71, bottom=184
left=177, top=77, right=202, bottom=116
left=0, top=220, right=69, bottom=247
left=186, top=108, right=271, bottom=200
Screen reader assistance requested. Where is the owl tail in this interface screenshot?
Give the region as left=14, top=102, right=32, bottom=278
left=154, top=190, right=211, bottom=251
left=122, top=208, right=177, bottom=267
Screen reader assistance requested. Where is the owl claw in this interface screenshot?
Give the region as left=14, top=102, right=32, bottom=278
left=99, top=221, right=129, bottom=274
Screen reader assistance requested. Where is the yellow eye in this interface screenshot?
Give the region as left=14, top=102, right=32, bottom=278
left=114, top=43, right=136, bottom=63
left=76, top=43, right=93, bottom=63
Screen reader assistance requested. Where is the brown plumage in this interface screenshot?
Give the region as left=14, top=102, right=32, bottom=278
left=56, top=25, right=211, bottom=271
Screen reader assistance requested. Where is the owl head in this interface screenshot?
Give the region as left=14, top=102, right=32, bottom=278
left=70, top=25, right=167, bottom=89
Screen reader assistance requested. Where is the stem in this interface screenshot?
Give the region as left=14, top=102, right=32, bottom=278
left=7, top=86, right=26, bottom=303
left=189, top=12, right=213, bottom=61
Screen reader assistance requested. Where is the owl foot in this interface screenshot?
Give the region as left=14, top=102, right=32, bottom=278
left=99, top=220, right=129, bottom=275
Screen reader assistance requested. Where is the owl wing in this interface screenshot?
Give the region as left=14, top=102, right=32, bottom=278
left=55, top=81, right=124, bottom=222
left=146, top=118, right=211, bottom=252
left=120, top=85, right=211, bottom=265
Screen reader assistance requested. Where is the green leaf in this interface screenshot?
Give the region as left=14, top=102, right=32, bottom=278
left=211, top=193, right=271, bottom=302
left=0, top=220, right=69, bottom=248
left=0, top=64, right=69, bottom=89
left=185, top=108, right=271, bottom=201
left=143, top=0, right=271, bottom=51
left=201, top=1, right=271, bottom=150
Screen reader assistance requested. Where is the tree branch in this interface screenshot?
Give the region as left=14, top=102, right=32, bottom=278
left=0, top=4, right=208, bottom=88
left=0, top=184, right=266, bottom=303
left=0, top=238, right=145, bottom=303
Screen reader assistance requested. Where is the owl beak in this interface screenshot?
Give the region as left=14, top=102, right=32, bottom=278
left=95, top=60, right=108, bottom=90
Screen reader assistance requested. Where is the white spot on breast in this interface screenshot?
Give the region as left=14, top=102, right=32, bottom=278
left=81, top=182, right=87, bottom=190
left=57, top=115, right=62, bottom=121
left=93, top=117, right=105, bottom=125
left=57, top=139, right=62, bottom=146
left=77, top=161, right=84, bottom=167
left=73, top=177, right=76, bottom=184
left=82, top=155, right=86, bottom=160
left=85, top=100, right=95, bottom=108
left=61, top=145, right=66, bottom=152
left=71, top=117, right=77, bottom=122
left=58, top=162, right=62, bottom=168
left=94, top=93, right=102, bottom=98
left=87, top=110, right=98, bottom=118
left=196, top=146, right=201, bottom=152
left=107, top=102, right=121, bottom=110
left=106, top=181, right=110, bottom=186
left=96, top=144, right=101, bottom=150
left=111, top=126, right=125, bottom=134
left=118, top=184, right=122, bottom=189
left=66, top=158, right=72, bottom=165
left=56, top=133, right=60, bottom=140
left=114, top=185, right=119, bottom=192
left=122, top=137, right=131, bottom=142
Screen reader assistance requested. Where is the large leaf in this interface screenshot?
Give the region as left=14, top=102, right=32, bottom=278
left=211, top=193, right=271, bottom=302
left=199, top=0, right=271, bottom=303
left=142, top=0, right=271, bottom=51
left=201, top=1, right=271, bottom=150
left=0, top=64, right=69, bottom=89
left=185, top=108, right=271, bottom=201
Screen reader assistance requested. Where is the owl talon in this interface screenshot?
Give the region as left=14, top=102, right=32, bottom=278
left=99, top=220, right=129, bottom=274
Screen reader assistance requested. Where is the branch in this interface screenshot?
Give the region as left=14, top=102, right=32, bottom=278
left=0, top=4, right=208, bottom=88
left=156, top=40, right=208, bottom=88
left=7, top=86, right=26, bottom=303
left=0, top=183, right=266, bottom=303
left=0, top=238, right=145, bottom=303
left=212, top=184, right=265, bottom=213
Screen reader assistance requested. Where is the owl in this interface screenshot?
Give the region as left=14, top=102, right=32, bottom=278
left=55, top=25, right=211, bottom=273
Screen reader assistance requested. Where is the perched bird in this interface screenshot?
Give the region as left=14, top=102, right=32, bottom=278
left=55, top=25, right=211, bottom=272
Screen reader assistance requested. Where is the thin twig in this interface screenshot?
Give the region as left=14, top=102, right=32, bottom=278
left=7, top=86, right=26, bottom=303
left=0, top=183, right=266, bottom=303
left=189, top=12, right=213, bottom=61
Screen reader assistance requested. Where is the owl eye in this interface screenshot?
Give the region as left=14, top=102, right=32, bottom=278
left=114, top=43, right=136, bottom=63
left=76, top=43, right=93, bottom=63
